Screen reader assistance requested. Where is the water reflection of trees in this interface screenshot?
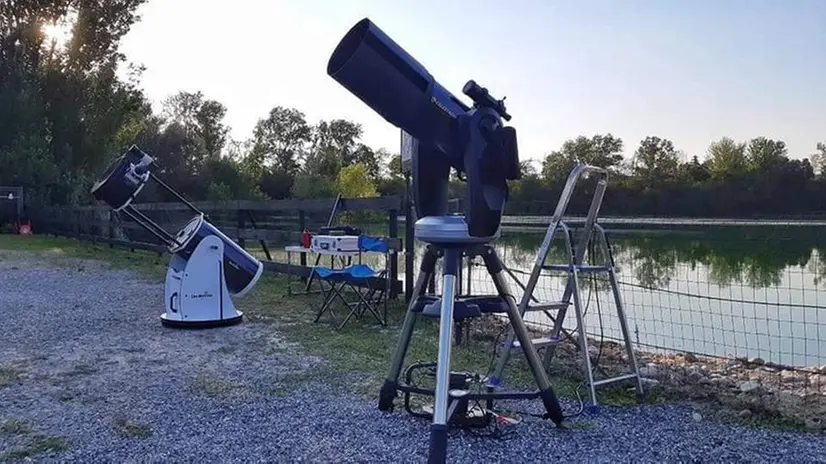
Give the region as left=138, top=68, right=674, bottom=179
left=494, top=227, right=826, bottom=290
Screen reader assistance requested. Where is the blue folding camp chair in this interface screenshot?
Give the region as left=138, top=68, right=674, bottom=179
left=312, top=235, right=391, bottom=330
left=312, top=266, right=350, bottom=324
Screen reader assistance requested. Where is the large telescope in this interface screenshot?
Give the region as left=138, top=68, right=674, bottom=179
left=327, top=18, right=521, bottom=236
left=327, top=18, right=564, bottom=464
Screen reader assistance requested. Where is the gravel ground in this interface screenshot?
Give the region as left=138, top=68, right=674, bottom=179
left=2, top=253, right=826, bottom=463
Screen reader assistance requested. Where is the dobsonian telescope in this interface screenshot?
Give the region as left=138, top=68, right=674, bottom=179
left=326, top=18, right=565, bottom=463
left=90, top=145, right=264, bottom=329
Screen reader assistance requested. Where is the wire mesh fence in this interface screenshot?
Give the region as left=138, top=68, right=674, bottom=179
left=426, top=225, right=826, bottom=417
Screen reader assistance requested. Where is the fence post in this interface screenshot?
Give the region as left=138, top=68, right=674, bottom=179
left=236, top=208, right=246, bottom=249
left=388, top=208, right=399, bottom=299
left=298, top=209, right=307, bottom=269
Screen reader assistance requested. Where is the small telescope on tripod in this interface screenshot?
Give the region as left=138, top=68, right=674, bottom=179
left=327, top=18, right=565, bottom=463
left=90, top=145, right=264, bottom=328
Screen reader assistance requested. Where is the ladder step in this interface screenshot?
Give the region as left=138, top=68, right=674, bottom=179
left=591, top=374, right=639, bottom=387
left=542, top=264, right=610, bottom=273
left=511, top=337, right=559, bottom=349
left=525, top=301, right=569, bottom=312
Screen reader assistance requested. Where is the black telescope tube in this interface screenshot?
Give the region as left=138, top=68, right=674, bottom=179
left=327, top=18, right=470, bottom=158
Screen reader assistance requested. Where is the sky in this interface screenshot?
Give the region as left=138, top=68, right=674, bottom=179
left=118, top=0, right=826, bottom=166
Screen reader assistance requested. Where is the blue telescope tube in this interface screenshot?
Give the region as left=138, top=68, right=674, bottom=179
left=327, top=18, right=470, bottom=158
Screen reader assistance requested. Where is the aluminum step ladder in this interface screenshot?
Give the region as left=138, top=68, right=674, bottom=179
left=490, top=164, right=644, bottom=412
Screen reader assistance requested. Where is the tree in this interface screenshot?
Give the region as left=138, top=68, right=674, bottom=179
left=677, top=155, right=711, bottom=186
left=746, top=137, right=787, bottom=174
left=301, top=149, right=342, bottom=183
left=519, top=159, right=539, bottom=178
left=311, top=119, right=363, bottom=165
left=541, top=134, right=624, bottom=185
left=376, top=152, right=405, bottom=196
left=195, top=99, right=229, bottom=158
left=386, top=153, right=403, bottom=179
left=0, top=0, right=151, bottom=205
left=64, top=1, right=148, bottom=73
left=291, top=170, right=336, bottom=199
left=633, top=136, right=680, bottom=186
left=248, top=106, right=311, bottom=176
left=258, top=168, right=295, bottom=200
left=351, top=144, right=383, bottom=182
left=134, top=120, right=194, bottom=201
left=706, top=137, right=747, bottom=181
left=201, top=157, right=267, bottom=200
left=333, top=162, right=378, bottom=222
left=160, top=90, right=229, bottom=171
left=810, top=142, right=826, bottom=178
left=337, top=163, right=378, bottom=198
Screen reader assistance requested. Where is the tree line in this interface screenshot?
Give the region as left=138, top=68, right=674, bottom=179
left=513, top=134, right=826, bottom=217
left=3, top=2, right=826, bottom=218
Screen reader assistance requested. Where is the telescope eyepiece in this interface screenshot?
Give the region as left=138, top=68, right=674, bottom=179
left=133, top=163, right=151, bottom=176
left=462, top=80, right=511, bottom=121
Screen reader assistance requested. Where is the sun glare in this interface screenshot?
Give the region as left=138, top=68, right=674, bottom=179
left=42, top=21, right=73, bottom=49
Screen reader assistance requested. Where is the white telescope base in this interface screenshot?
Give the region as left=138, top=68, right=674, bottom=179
left=161, top=235, right=244, bottom=329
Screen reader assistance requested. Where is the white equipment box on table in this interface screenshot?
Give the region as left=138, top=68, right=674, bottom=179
left=310, top=235, right=360, bottom=253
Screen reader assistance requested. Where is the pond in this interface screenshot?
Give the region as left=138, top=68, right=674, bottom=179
left=398, top=225, right=826, bottom=369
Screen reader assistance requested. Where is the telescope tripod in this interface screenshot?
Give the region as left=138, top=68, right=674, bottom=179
left=378, top=225, right=565, bottom=464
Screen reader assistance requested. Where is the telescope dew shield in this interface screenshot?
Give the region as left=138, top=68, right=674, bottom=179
left=327, top=18, right=470, bottom=157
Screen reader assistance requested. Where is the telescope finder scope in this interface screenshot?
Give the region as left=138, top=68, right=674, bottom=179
left=462, top=80, right=511, bottom=121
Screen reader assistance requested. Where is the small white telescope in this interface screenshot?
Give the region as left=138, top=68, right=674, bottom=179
left=90, top=145, right=263, bottom=328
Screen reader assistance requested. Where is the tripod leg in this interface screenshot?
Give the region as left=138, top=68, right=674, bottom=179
left=428, top=247, right=460, bottom=464
left=481, top=247, right=565, bottom=426
left=379, top=246, right=438, bottom=411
